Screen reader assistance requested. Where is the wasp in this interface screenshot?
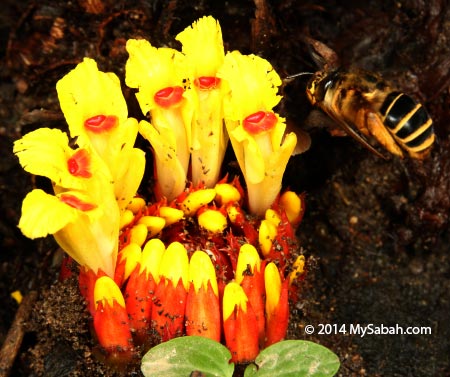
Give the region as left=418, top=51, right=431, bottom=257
left=288, top=39, right=435, bottom=160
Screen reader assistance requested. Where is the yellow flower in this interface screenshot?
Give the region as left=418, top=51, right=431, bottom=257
left=57, top=58, right=145, bottom=211
left=19, top=189, right=118, bottom=277
left=218, top=51, right=297, bottom=216
left=126, top=39, right=193, bottom=200
left=176, top=16, right=227, bottom=187
left=14, top=126, right=121, bottom=276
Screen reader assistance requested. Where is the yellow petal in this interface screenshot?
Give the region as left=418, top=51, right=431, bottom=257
left=19, top=189, right=79, bottom=239
left=139, top=120, right=187, bottom=201
left=13, top=128, right=98, bottom=191
left=218, top=51, right=281, bottom=121
left=56, top=58, right=128, bottom=144
left=125, top=39, right=185, bottom=114
left=176, top=16, right=225, bottom=78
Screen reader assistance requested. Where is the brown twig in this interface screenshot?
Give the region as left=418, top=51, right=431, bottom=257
left=0, top=291, right=38, bottom=377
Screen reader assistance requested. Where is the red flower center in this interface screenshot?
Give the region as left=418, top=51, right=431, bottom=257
left=67, top=149, right=92, bottom=178
left=243, top=111, right=277, bottom=134
left=84, top=115, right=118, bottom=133
left=154, top=86, right=184, bottom=108
left=194, top=76, right=221, bottom=90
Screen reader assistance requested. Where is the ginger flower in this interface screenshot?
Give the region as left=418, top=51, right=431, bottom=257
left=125, top=39, right=193, bottom=201
left=57, top=58, right=145, bottom=211
left=218, top=51, right=297, bottom=216
left=176, top=16, right=228, bottom=187
left=14, top=128, right=119, bottom=277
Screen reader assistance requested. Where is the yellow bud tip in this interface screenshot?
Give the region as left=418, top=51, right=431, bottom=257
left=137, top=216, right=166, bottom=237
left=158, top=206, right=184, bottom=226
left=158, top=241, right=189, bottom=290
left=120, top=209, right=135, bottom=229
left=198, top=209, right=228, bottom=233
left=11, top=290, right=23, bottom=304
left=235, top=244, right=261, bottom=284
left=265, top=208, right=281, bottom=227
left=119, top=243, right=142, bottom=280
left=214, top=183, right=241, bottom=205
left=140, top=238, right=165, bottom=281
left=127, top=197, right=146, bottom=214
left=279, top=191, right=302, bottom=223
left=223, top=282, right=248, bottom=321
left=181, top=188, right=216, bottom=216
left=258, top=219, right=278, bottom=256
left=94, top=276, right=126, bottom=309
left=189, top=251, right=218, bottom=296
left=264, top=262, right=281, bottom=316
left=129, top=223, right=149, bottom=247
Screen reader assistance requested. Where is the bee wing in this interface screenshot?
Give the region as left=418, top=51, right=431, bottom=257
left=324, top=107, right=389, bottom=159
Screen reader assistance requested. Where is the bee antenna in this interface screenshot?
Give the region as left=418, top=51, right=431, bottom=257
left=285, top=72, right=315, bottom=80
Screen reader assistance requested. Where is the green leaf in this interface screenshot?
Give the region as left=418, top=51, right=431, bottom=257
left=244, top=340, right=340, bottom=377
left=141, top=336, right=234, bottom=377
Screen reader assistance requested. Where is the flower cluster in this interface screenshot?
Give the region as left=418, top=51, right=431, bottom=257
left=14, top=16, right=307, bottom=366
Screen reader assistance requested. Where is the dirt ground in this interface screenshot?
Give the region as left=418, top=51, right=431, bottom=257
left=1, top=0, right=449, bottom=376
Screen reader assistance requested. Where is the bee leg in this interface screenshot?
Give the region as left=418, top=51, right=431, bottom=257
left=365, top=111, right=404, bottom=158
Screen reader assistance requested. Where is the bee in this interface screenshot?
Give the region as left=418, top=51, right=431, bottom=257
left=287, top=38, right=435, bottom=160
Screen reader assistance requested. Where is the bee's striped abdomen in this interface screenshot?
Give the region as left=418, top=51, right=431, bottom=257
left=380, top=92, right=434, bottom=154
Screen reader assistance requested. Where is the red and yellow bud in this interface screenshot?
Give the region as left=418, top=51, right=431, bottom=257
left=264, top=262, right=289, bottom=347
left=93, top=276, right=133, bottom=357
left=223, top=282, right=259, bottom=363
left=235, top=244, right=265, bottom=346
left=151, top=242, right=189, bottom=341
left=79, top=267, right=106, bottom=316
left=114, top=243, right=141, bottom=286
left=185, top=251, right=220, bottom=341
left=125, top=239, right=165, bottom=343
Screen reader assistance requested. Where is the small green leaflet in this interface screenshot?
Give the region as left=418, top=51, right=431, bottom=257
left=141, top=336, right=234, bottom=377
left=244, top=340, right=340, bottom=377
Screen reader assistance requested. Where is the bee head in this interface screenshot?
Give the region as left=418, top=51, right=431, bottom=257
left=306, top=70, right=339, bottom=106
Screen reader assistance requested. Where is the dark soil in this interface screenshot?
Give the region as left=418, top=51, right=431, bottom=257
left=1, top=0, right=449, bottom=376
